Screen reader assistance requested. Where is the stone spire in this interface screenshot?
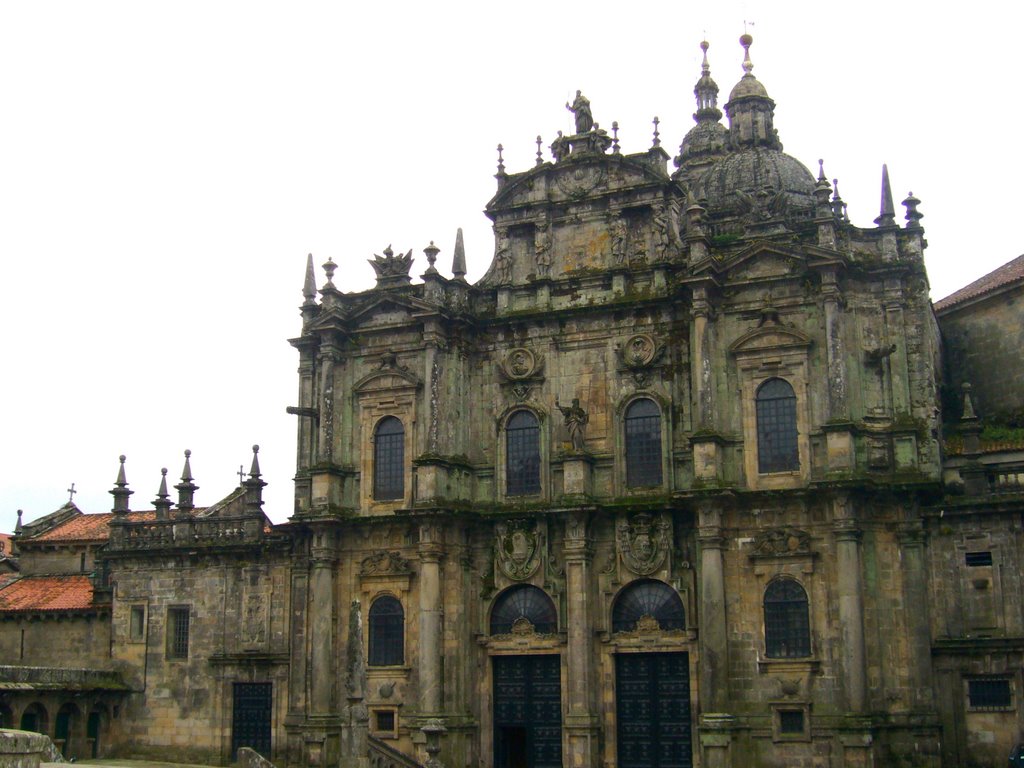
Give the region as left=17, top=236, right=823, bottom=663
left=14, top=509, right=22, bottom=535
left=302, top=253, right=317, bottom=305
left=110, top=455, right=133, bottom=514
left=451, top=228, right=467, bottom=282
left=874, top=164, right=897, bottom=227
left=674, top=40, right=729, bottom=176
left=153, top=468, right=172, bottom=521
left=724, top=33, right=782, bottom=150
left=243, top=444, right=267, bottom=513
left=174, top=449, right=198, bottom=513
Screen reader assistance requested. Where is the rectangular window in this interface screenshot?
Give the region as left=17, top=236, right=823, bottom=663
left=968, top=678, right=1012, bottom=710
left=372, top=709, right=397, bottom=737
left=129, top=606, right=146, bottom=641
left=167, top=606, right=190, bottom=659
left=778, top=710, right=804, bottom=734
left=965, top=551, right=993, bottom=567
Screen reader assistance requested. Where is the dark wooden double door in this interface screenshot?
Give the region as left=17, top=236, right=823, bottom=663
left=493, top=655, right=562, bottom=768
left=616, top=652, right=693, bottom=768
left=232, top=682, right=272, bottom=759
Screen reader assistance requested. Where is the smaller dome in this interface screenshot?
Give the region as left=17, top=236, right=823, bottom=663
left=678, top=120, right=729, bottom=164
left=728, top=73, right=768, bottom=102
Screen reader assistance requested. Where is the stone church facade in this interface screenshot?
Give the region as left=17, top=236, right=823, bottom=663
left=3, top=35, right=1024, bottom=768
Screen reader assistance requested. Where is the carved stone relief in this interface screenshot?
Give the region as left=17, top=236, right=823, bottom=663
left=749, top=527, right=813, bottom=559
left=495, top=519, right=545, bottom=581
left=617, top=512, right=671, bottom=576
left=360, top=550, right=412, bottom=576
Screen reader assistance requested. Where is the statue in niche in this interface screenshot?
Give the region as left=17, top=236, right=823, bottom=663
left=610, top=217, right=627, bottom=266
left=495, top=232, right=512, bottom=284
left=556, top=397, right=588, bottom=452
left=566, top=90, right=593, bottom=134
left=535, top=227, right=551, bottom=278
left=652, top=205, right=670, bottom=259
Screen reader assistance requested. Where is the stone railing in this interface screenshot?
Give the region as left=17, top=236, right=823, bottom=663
left=368, top=736, right=425, bottom=768
left=0, top=729, right=64, bottom=768
left=113, top=516, right=263, bottom=550
left=990, top=467, right=1024, bottom=495
left=236, top=746, right=276, bottom=768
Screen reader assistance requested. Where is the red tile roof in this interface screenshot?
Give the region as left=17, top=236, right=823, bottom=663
left=32, top=511, right=157, bottom=542
left=0, top=575, right=95, bottom=612
left=935, top=254, right=1024, bottom=312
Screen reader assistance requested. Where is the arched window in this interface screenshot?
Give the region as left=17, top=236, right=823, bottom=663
left=764, top=579, right=811, bottom=658
left=20, top=702, right=48, bottom=734
left=506, top=411, right=540, bottom=496
left=373, top=417, right=405, bottom=501
left=368, top=595, right=404, bottom=666
left=624, top=398, right=663, bottom=487
left=490, top=585, right=557, bottom=635
left=756, top=378, right=799, bottom=473
left=612, top=579, right=685, bottom=632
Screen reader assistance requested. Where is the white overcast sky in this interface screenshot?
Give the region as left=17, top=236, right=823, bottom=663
left=1, top=1, right=1021, bottom=534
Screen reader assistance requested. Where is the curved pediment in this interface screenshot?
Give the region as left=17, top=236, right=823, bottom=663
left=729, top=324, right=812, bottom=355
left=354, top=358, right=422, bottom=394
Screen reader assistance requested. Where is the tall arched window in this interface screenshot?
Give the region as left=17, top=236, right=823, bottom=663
left=506, top=411, right=540, bottom=496
left=612, top=579, right=686, bottom=632
left=490, top=585, right=557, bottom=635
left=368, top=595, right=404, bottom=666
left=755, top=378, right=799, bottom=473
left=624, top=398, right=663, bottom=487
left=373, top=417, right=405, bottom=500
left=764, top=578, right=811, bottom=658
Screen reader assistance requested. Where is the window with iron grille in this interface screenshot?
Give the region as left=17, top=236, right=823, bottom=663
left=368, top=596, right=404, bottom=666
left=625, top=398, right=663, bottom=487
left=490, top=585, right=557, bottom=635
left=129, top=605, right=145, bottom=641
left=167, top=606, right=190, bottom=659
left=764, top=579, right=811, bottom=658
left=373, top=417, right=405, bottom=501
left=756, top=378, right=799, bottom=473
left=968, top=678, right=1012, bottom=710
left=612, top=579, right=686, bottom=632
left=506, top=411, right=541, bottom=496
left=778, top=709, right=805, bottom=735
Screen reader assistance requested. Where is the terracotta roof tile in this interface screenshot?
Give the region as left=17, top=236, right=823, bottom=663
left=33, top=511, right=157, bottom=542
left=935, top=254, right=1024, bottom=312
left=0, top=575, right=94, bottom=612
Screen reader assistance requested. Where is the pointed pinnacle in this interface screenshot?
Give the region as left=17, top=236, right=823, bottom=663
left=115, top=455, right=128, bottom=487
left=875, top=164, right=896, bottom=226
left=180, top=449, right=194, bottom=483
left=452, top=228, right=467, bottom=281
left=303, top=254, right=317, bottom=303
left=249, top=444, right=262, bottom=479
left=157, top=468, right=169, bottom=500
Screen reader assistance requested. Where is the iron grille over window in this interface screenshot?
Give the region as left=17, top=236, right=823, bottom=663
left=368, top=596, right=404, bottom=666
left=968, top=678, right=1012, bottom=710
left=490, top=585, right=557, bottom=635
left=167, top=606, right=190, bottom=659
left=373, top=417, right=405, bottom=501
left=756, top=378, right=799, bottom=473
left=778, top=709, right=805, bottom=735
left=506, top=411, right=541, bottom=496
left=764, top=579, right=810, bottom=658
left=625, top=399, right=663, bottom=487
left=612, top=579, right=686, bottom=632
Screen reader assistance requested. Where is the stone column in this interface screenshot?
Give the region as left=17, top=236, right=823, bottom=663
left=898, top=518, right=934, bottom=710
left=310, top=533, right=338, bottom=715
left=418, top=522, right=444, bottom=716
left=697, top=501, right=729, bottom=712
left=833, top=495, right=867, bottom=712
left=563, top=511, right=598, bottom=768
left=690, top=286, right=715, bottom=430
left=821, top=267, right=855, bottom=470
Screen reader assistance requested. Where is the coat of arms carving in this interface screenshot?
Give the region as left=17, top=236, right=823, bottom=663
left=617, top=512, right=671, bottom=576
left=750, top=527, right=812, bottom=558
left=360, top=550, right=412, bottom=576
left=495, top=519, right=544, bottom=581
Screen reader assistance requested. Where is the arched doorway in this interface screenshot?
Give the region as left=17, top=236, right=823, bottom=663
left=55, top=703, right=80, bottom=759
left=19, top=702, right=48, bottom=734
left=87, top=705, right=107, bottom=758
left=611, top=580, right=693, bottom=768
left=0, top=704, right=13, bottom=729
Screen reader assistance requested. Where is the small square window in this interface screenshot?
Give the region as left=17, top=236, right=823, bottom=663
left=965, top=551, right=993, bottom=567
left=779, top=710, right=804, bottom=734
left=129, top=606, right=145, bottom=641
left=372, top=708, right=397, bottom=738
left=772, top=705, right=809, bottom=742
left=968, top=678, right=1012, bottom=710
left=166, top=606, right=190, bottom=660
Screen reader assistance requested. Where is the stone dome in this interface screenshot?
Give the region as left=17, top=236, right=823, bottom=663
left=698, top=147, right=816, bottom=213
left=728, top=72, right=769, bottom=102
left=678, top=120, right=729, bottom=165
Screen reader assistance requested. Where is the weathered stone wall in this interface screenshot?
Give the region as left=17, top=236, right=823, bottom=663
left=939, top=285, right=1024, bottom=423
left=0, top=617, right=110, bottom=667
left=0, top=729, right=63, bottom=768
